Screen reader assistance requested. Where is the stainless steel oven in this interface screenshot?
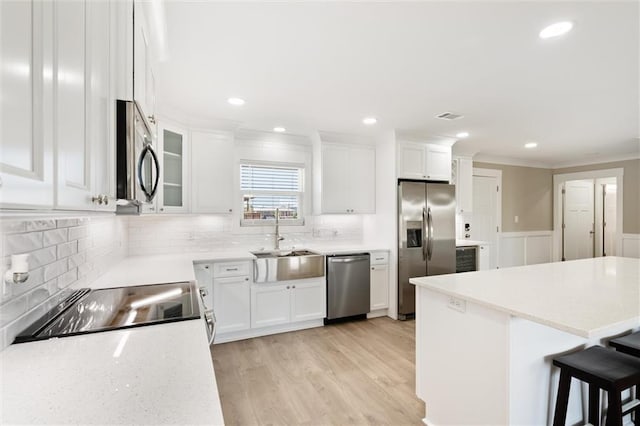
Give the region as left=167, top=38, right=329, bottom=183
left=115, top=100, right=160, bottom=214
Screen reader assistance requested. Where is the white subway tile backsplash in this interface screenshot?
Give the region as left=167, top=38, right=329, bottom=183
left=68, top=252, right=86, bottom=269
left=0, top=220, right=26, bottom=234
left=57, top=241, right=78, bottom=259
left=77, top=237, right=90, bottom=252
left=56, top=218, right=79, bottom=228
left=4, top=232, right=44, bottom=255
left=29, top=246, right=57, bottom=269
left=68, top=226, right=88, bottom=241
left=43, top=259, right=67, bottom=282
left=25, top=220, right=56, bottom=232
left=58, top=268, right=78, bottom=288
left=0, top=295, right=28, bottom=327
left=11, top=267, right=45, bottom=297
left=43, top=228, right=68, bottom=246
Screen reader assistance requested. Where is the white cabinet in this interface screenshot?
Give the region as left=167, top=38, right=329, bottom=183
left=158, top=122, right=189, bottom=213
left=0, top=0, right=55, bottom=209
left=478, top=244, right=490, bottom=271
left=191, top=131, right=235, bottom=214
left=212, top=261, right=251, bottom=334
left=193, top=263, right=213, bottom=309
left=251, top=278, right=326, bottom=328
left=370, top=251, right=389, bottom=311
left=321, top=143, right=375, bottom=214
left=398, top=141, right=452, bottom=181
left=452, top=157, right=473, bottom=214
left=133, top=1, right=155, bottom=126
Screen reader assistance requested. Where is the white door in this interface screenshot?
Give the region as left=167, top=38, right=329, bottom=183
left=191, top=131, right=234, bottom=214
left=594, top=179, right=617, bottom=257
left=348, top=146, right=375, bottom=213
left=398, top=142, right=426, bottom=180
left=563, top=180, right=594, bottom=260
left=321, top=144, right=351, bottom=213
left=471, top=175, right=499, bottom=269
left=370, top=264, right=389, bottom=310
left=424, top=144, right=452, bottom=181
left=250, top=284, right=290, bottom=328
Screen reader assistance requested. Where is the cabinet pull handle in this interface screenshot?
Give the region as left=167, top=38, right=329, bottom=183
left=226, top=268, right=238, bottom=271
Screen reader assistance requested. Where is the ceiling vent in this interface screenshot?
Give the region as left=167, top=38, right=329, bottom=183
left=435, top=112, right=463, bottom=120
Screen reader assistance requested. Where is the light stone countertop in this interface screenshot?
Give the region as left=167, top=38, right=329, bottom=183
left=1, top=244, right=392, bottom=424
left=410, top=256, right=640, bottom=338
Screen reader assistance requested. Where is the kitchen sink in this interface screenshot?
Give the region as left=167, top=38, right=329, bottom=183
left=251, top=249, right=325, bottom=282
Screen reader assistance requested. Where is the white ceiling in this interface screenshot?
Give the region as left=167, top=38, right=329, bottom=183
left=156, top=1, right=639, bottom=166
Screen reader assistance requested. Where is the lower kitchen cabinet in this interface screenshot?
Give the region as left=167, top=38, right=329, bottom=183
left=213, top=275, right=251, bottom=334
left=478, top=244, right=491, bottom=271
left=251, top=278, right=326, bottom=329
left=370, top=264, right=389, bottom=310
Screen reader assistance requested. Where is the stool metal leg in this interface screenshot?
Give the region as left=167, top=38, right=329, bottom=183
left=589, top=384, right=600, bottom=426
left=554, top=370, right=572, bottom=426
left=606, top=390, right=622, bottom=426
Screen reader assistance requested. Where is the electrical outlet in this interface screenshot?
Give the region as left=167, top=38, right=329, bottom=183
left=514, top=215, right=519, bottom=224
left=447, top=296, right=466, bottom=313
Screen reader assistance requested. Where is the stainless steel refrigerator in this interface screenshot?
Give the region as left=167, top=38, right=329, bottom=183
left=398, top=181, right=456, bottom=319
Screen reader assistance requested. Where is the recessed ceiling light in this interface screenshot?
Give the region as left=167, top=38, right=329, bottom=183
left=524, top=142, right=538, bottom=149
left=362, top=117, right=377, bottom=125
left=539, top=21, right=573, bottom=39
left=273, top=126, right=286, bottom=133
left=227, top=97, right=245, bottom=106
left=456, top=132, right=469, bottom=138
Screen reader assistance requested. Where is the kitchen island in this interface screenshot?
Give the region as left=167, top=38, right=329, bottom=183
left=410, top=256, right=640, bottom=425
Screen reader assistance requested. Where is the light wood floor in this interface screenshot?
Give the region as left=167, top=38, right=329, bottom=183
left=211, top=317, right=424, bottom=426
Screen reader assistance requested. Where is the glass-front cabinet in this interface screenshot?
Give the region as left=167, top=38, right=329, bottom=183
left=158, top=122, right=189, bottom=213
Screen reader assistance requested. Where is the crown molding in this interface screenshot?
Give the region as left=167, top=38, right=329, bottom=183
left=472, top=154, right=552, bottom=169
left=551, top=151, right=640, bottom=169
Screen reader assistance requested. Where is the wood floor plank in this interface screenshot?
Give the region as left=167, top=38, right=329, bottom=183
left=211, top=317, right=424, bottom=425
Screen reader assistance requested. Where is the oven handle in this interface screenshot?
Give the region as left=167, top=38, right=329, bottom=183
left=205, top=309, right=216, bottom=345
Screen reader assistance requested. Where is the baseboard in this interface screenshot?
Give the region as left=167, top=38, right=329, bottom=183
left=366, top=309, right=388, bottom=319
left=213, top=319, right=324, bottom=344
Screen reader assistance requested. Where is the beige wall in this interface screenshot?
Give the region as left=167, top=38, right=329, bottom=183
left=554, top=159, right=640, bottom=234
left=474, top=162, right=553, bottom=232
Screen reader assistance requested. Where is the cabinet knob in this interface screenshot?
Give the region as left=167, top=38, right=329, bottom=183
left=292, top=285, right=296, bottom=289
left=160, top=208, right=164, bottom=212
left=92, top=195, right=103, bottom=205
left=245, top=278, right=249, bottom=281
left=228, top=209, right=232, bottom=213
left=371, top=267, right=375, bottom=270
left=286, top=286, right=290, bottom=289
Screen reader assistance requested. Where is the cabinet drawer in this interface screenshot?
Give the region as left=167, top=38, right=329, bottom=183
left=213, top=261, right=251, bottom=278
left=370, top=251, right=389, bottom=265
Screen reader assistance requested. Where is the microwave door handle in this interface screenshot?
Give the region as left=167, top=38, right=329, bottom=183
left=427, top=207, right=434, bottom=261
left=148, top=145, right=160, bottom=199
left=137, top=145, right=161, bottom=202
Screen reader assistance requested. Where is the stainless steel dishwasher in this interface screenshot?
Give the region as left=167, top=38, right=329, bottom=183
left=326, top=253, right=370, bottom=322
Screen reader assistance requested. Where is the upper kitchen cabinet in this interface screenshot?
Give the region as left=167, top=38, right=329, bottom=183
left=0, top=1, right=55, bottom=209
left=157, top=122, right=190, bottom=213
left=55, top=0, right=117, bottom=211
left=191, top=131, right=235, bottom=214
left=452, top=156, right=473, bottom=214
left=133, top=1, right=156, bottom=129
left=320, top=143, right=375, bottom=214
left=397, top=141, right=452, bottom=181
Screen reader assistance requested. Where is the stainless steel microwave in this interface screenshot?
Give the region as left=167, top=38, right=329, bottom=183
left=115, top=100, right=160, bottom=214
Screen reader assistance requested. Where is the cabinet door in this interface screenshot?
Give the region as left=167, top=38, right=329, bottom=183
left=191, top=131, right=235, bottom=214
left=425, top=144, right=452, bottom=181
left=321, top=144, right=351, bottom=213
left=214, top=276, right=251, bottom=333
left=291, top=280, right=326, bottom=322
left=133, top=2, right=148, bottom=116
left=478, top=245, right=490, bottom=271
left=455, top=157, right=473, bottom=214
left=348, top=146, right=375, bottom=213
left=55, top=0, right=94, bottom=210
left=158, top=123, right=189, bottom=213
left=398, top=142, right=427, bottom=179
left=0, top=0, right=55, bottom=208
left=251, top=284, right=290, bottom=328
left=88, top=0, right=115, bottom=212
left=370, top=264, right=389, bottom=310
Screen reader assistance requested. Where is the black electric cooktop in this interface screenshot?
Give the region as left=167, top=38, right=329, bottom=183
left=14, top=281, right=201, bottom=343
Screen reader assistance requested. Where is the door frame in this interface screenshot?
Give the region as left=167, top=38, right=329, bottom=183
left=473, top=168, right=502, bottom=268
left=552, top=168, right=624, bottom=261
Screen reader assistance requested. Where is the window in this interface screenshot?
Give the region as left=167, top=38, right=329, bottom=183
left=240, top=163, right=304, bottom=225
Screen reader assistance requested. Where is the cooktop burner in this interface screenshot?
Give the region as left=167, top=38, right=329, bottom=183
left=14, top=281, right=201, bottom=343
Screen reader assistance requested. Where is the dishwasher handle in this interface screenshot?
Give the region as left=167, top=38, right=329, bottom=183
left=329, top=256, right=370, bottom=263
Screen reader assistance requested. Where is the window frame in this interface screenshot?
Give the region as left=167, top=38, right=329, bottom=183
left=239, top=161, right=305, bottom=227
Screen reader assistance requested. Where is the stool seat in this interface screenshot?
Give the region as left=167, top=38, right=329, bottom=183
left=554, top=346, right=640, bottom=391
left=610, top=332, right=640, bottom=358
left=552, top=346, right=640, bottom=426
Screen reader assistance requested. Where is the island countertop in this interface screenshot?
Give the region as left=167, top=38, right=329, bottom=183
left=410, top=256, right=640, bottom=338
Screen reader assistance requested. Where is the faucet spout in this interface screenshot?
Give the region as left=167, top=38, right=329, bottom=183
left=274, top=208, right=285, bottom=250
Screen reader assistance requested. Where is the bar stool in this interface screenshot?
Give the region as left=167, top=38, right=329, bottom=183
left=610, top=331, right=640, bottom=358
left=552, top=345, right=640, bottom=426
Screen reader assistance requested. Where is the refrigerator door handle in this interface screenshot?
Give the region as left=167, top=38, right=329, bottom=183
left=422, top=207, right=427, bottom=261
left=427, top=207, right=434, bottom=261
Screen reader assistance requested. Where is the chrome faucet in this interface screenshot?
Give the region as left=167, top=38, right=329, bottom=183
left=274, top=208, right=285, bottom=250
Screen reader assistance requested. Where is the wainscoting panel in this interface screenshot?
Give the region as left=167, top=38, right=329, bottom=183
left=622, top=234, right=640, bottom=258
left=500, top=232, right=553, bottom=268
